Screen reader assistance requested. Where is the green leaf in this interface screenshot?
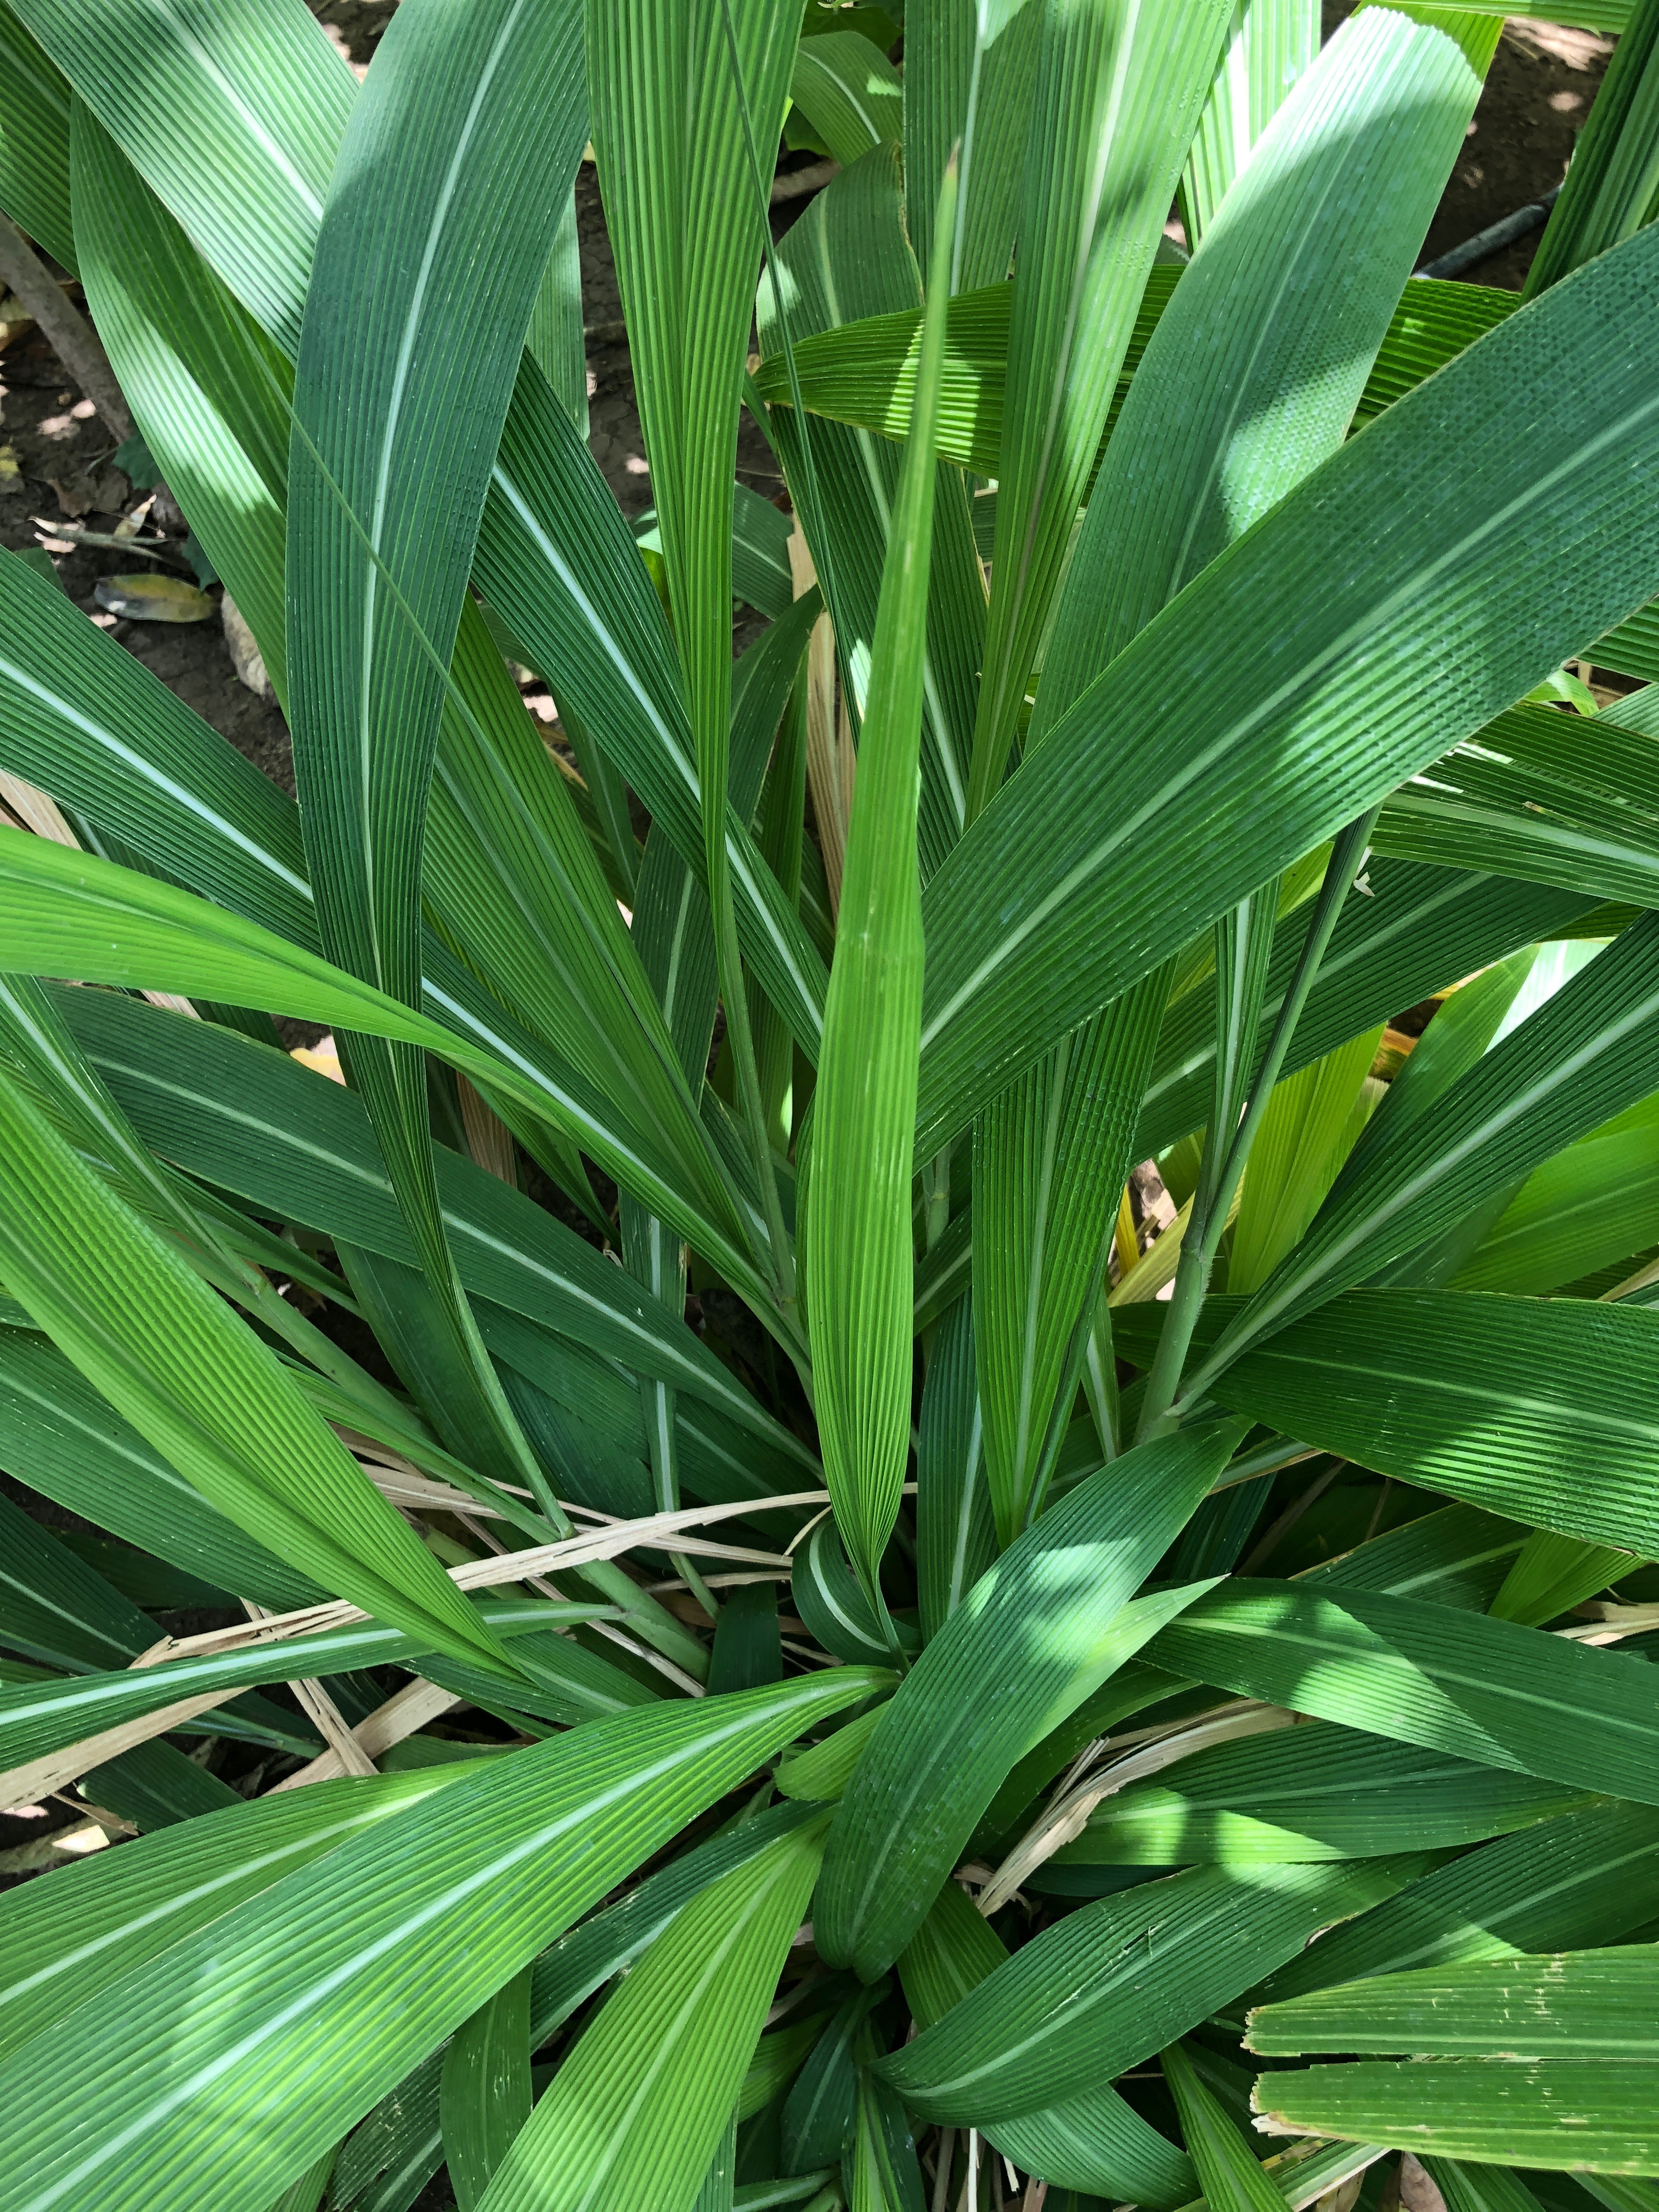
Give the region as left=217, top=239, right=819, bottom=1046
left=915, top=1293, right=996, bottom=1642
left=441, top=1967, right=531, bottom=2212
left=904, top=0, right=1040, bottom=294
left=1056, top=1717, right=1590, bottom=1868
left=973, top=968, right=1171, bottom=1540
left=1246, top=1951, right=1659, bottom=2173
left=0, top=1058, right=515, bottom=1681
left=1187, top=914, right=1659, bottom=1399
left=964, top=0, right=1234, bottom=817
left=1037, top=2, right=1495, bottom=746
left=0, top=4, right=75, bottom=270
left=783, top=1987, right=882, bottom=2176
left=1489, top=1530, right=1636, bottom=1628
left=285, top=0, right=589, bottom=1502
left=895, top=1875, right=1006, bottom=2034
left=0, top=1598, right=605, bottom=1780
left=1162, top=2038, right=1286, bottom=2212
left=1135, top=866, right=1589, bottom=1167
left=775, top=1702, right=887, bottom=1804
left=792, top=1518, right=910, bottom=1668
left=265, top=2147, right=336, bottom=2212
left=0, top=1765, right=477, bottom=2069
left=816, top=1419, right=1243, bottom=1980
left=5, top=0, right=354, bottom=353
left=1525, top=0, right=1659, bottom=296
left=1227, top=1027, right=1382, bottom=1295
left=474, top=1813, right=830, bottom=2212
left=1450, top=1102, right=1659, bottom=1296
left=755, top=143, right=985, bottom=879
left=916, top=220, right=1659, bottom=1158
left=1143, top=1580, right=1659, bottom=1806
left=0, top=1328, right=322, bottom=1610
left=988, top=2081, right=1200, bottom=2210
left=58, top=986, right=802, bottom=1465
left=1113, top=1289, right=1659, bottom=1561
left=1374, top=702, right=1659, bottom=916
left=844, top=2067, right=926, bottom=2212
left=751, top=265, right=1517, bottom=479
left=804, top=151, right=958, bottom=1601
left=71, top=105, right=292, bottom=693
left=0, top=546, right=314, bottom=947
left=1180, top=0, right=1319, bottom=245
left=331, top=2048, right=447, bottom=2212
left=1255, top=1801, right=1659, bottom=2013
left=527, top=1799, right=827, bottom=2046
left=879, top=1858, right=1418, bottom=2126
left=1251, top=1944, right=1659, bottom=2059
left=789, top=30, right=901, bottom=165
left=0, top=1672, right=882, bottom=2210
left=477, top=354, right=830, bottom=1065
left=0, top=834, right=770, bottom=1304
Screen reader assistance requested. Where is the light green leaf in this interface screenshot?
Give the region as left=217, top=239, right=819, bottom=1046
left=1252, top=1947, right=1659, bottom=2060
left=1451, top=1105, right=1659, bottom=1296
left=1135, top=866, right=1588, bottom=1165
left=1143, top=1580, right=1659, bottom=1805
left=0, top=1672, right=882, bottom=2210
left=1489, top=1530, right=1637, bottom=1628
left=475, top=1813, right=830, bottom=2212
left=0, top=833, right=771, bottom=1305
left=1227, top=1027, right=1383, bottom=1295
left=1180, top=0, right=1319, bottom=246
left=0, top=1765, right=477, bottom=2070
left=1247, top=1951, right=1659, bottom=2172
left=1254, top=1797, right=1659, bottom=2006
left=896, top=1874, right=1007, bottom=2033
left=1057, top=1717, right=1590, bottom=1867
